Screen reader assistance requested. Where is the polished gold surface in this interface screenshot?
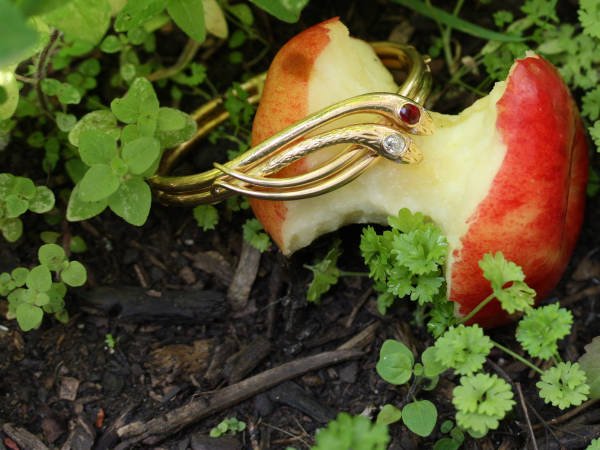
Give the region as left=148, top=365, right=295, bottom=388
left=150, top=42, right=433, bottom=205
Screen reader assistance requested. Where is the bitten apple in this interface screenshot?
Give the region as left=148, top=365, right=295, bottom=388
left=250, top=18, right=588, bottom=327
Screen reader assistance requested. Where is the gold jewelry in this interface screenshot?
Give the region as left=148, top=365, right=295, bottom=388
left=149, top=43, right=433, bottom=206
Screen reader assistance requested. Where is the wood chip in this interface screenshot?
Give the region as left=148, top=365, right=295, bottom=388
left=227, top=241, right=261, bottom=311
left=2, top=424, right=48, bottom=450
left=59, top=377, right=80, bottom=401
left=186, top=250, right=233, bottom=285
left=223, top=335, right=271, bottom=384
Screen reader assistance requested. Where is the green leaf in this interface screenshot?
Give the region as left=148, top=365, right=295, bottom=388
left=156, top=108, right=196, bottom=148
left=5, top=194, right=29, bottom=218
left=376, top=339, right=414, bottom=385
left=11, top=176, right=36, bottom=198
left=242, top=218, right=270, bottom=252
left=453, top=373, right=515, bottom=437
left=55, top=112, right=77, bottom=132
left=38, top=243, right=66, bottom=271
left=56, top=82, right=81, bottom=105
left=0, top=67, right=19, bottom=120
left=401, top=400, right=437, bottom=437
left=228, top=3, right=253, bottom=25
left=157, top=107, right=187, bottom=131
left=391, top=0, right=524, bottom=42
left=376, top=404, right=402, bottom=426
left=537, top=362, right=590, bottom=410
left=479, top=252, right=525, bottom=292
left=312, top=413, right=389, bottom=450
left=28, top=186, right=55, bottom=213
left=114, top=0, right=167, bottom=32
left=111, top=77, right=159, bottom=135
left=100, top=35, right=122, bottom=53
left=305, top=242, right=342, bottom=303
left=17, top=0, right=75, bottom=17
left=66, top=183, right=108, bottom=221
left=68, top=110, right=120, bottom=147
left=248, top=0, right=309, bottom=23
left=192, top=204, right=219, bottom=231
left=579, top=0, right=600, bottom=39
left=579, top=336, right=600, bottom=399
left=44, top=0, right=111, bottom=45
left=434, top=325, right=492, bottom=375
left=516, top=304, right=572, bottom=360
left=26, top=265, right=52, bottom=292
left=166, top=0, right=205, bottom=42
left=11, top=267, right=28, bottom=286
left=15, top=303, right=43, bottom=331
left=122, top=136, right=160, bottom=175
left=0, top=0, right=39, bottom=67
left=61, top=261, right=87, bottom=287
left=69, top=236, right=87, bottom=253
left=108, top=177, right=151, bottom=226
left=78, top=164, right=120, bottom=202
left=203, top=0, right=227, bottom=38
left=1, top=217, right=23, bottom=242
left=421, top=346, right=446, bottom=378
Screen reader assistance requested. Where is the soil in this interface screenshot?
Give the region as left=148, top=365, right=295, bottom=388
left=1, top=1, right=600, bottom=449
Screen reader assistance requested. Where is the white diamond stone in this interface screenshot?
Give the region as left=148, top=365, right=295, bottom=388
left=382, top=134, right=407, bottom=160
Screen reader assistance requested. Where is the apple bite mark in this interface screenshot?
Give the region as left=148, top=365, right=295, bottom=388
left=450, top=56, right=588, bottom=327
left=250, top=18, right=588, bottom=327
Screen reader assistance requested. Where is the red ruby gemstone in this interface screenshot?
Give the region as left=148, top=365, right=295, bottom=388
left=399, top=103, right=421, bottom=125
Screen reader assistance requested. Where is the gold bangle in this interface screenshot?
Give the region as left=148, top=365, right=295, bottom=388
left=149, top=42, right=433, bottom=206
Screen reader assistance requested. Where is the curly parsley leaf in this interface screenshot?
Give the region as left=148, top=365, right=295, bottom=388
left=305, top=241, right=342, bottom=303
left=193, top=205, right=219, bottom=231
left=360, top=209, right=448, bottom=312
left=242, top=218, right=270, bottom=252
left=434, top=325, right=493, bottom=375
left=579, top=0, right=600, bottom=39
left=587, top=438, right=600, bottom=450
left=582, top=86, right=600, bottom=121
left=453, top=373, right=515, bottom=438
left=479, top=252, right=535, bottom=314
left=516, top=304, right=572, bottom=360
left=312, top=413, right=389, bottom=450
left=537, top=362, right=590, bottom=410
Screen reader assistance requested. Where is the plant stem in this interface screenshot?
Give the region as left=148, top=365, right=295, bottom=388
left=147, top=39, right=201, bottom=82
left=35, top=29, right=61, bottom=119
left=339, top=270, right=369, bottom=277
left=457, top=292, right=495, bottom=324
left=441, top=0, right=466, bottom=75
left=492, top=340, right=543, bottom=375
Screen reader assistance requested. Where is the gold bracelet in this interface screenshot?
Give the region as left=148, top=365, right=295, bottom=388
left=149, top=42, right=433, bottom=206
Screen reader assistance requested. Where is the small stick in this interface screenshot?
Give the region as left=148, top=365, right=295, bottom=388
left=516, top=382, right=538, bottom=450
left=532, top=398, right=600, bottom=430
left=117, top=348, right=365, bottom=442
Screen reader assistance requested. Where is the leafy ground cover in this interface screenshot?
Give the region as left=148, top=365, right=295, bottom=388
left=1, top=0, right=600, bottom=449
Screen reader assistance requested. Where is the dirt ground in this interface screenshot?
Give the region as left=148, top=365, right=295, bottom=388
left=1, top=1, right=600, bottom=449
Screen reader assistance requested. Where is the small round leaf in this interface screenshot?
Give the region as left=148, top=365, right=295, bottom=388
left=16, top=303, right=44, bottom=331
left=61, top=261, right=87, bottom=287
left=376, top=339, right=415, bottom=385
left=38, top=243, right=66, bottom=271
left=29, top=186, right=55, bottom=213
left=78, top=164, right=120, bottom=202
left=121, top=136, right=160, bottom=175
left=376, top=404, right=402, bottom=426
left=402, top=400, right=437, bottom=437
left=108, top=177, right=151, bottom=226
left=26, top=265, right=52, bottom=292
left=1, top=217, right=23, bottom=242
left=5, top=194, right=28, bottom=218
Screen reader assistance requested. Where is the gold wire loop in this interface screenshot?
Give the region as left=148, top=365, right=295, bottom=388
left=149, top=42, right=433, bottom=206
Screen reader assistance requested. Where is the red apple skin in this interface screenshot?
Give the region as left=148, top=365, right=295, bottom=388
left=453, top=57, right=588, bottom=327
left=250, top=19, right=335, bottom=245
left=250, top=19, right=588, bottom=327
